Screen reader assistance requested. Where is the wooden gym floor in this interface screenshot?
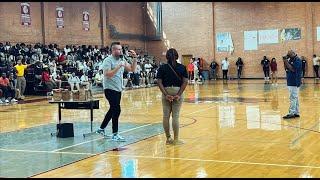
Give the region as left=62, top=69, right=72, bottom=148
left=1, top=79, right=320, bottom=178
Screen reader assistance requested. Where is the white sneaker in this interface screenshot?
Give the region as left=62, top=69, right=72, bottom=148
left=11, top=98, right=18, bottom=102
left=5, top=99, right=9, bottom=103
left=0, top=99, right=3, bottom=104
left=111, top=134, right=126, bottom=142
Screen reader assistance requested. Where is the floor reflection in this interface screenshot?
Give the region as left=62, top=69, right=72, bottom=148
left=218, top=105, right=235, bottom=128
left=120, top=158, right=138, bottom=178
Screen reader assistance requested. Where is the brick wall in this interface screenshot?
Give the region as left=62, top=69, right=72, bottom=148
left=213, top=2, right=315, bottom=78
left=160, top=2, right=320, bottom=78
left=0, top=2, right=146, bottom=49
left=106, top=2, right=145, bottom=50
left=0, top=2, right=42, bottom=44
left=145, top=6, right=168, bottom=62
left=161, top=2, right=214, bottom=67
left=43, top=2, right=101, bottom=47
left=1, top=2, right=319, bottom=78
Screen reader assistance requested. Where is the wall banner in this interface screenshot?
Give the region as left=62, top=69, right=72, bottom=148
left=82, top=11, right=90, bottom=31
left=21, top=2, right=31, bottom=26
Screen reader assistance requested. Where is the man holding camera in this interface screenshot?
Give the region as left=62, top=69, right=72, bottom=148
left=282, top=50, right=302, bottom=119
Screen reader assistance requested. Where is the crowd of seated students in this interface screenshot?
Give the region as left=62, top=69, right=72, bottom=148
left=0, top=41, right=160, bottom=104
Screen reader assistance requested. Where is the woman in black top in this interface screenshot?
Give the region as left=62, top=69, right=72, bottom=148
left=156, top=48, right=188, bottom=145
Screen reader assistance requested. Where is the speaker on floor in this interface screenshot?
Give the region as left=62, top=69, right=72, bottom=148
left=57, top=123, right=74, bottom=138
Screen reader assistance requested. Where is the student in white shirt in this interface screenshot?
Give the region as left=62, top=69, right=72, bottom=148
left=80, top=72, right=90, bottom=90
left=193, top=61, right=200, bottom=82
left=68, top=72, right=80, bottom=91
left=64, top=45, right=71, bottom=55
left=133, top=63, right=142, bottom=87
left=221, top=57, right=230, bottom=80
left=144, top=61, right=153, bottom=86
left=94, top=70, right=103, bottom=87
left=51, top=70, right=62, bottom=89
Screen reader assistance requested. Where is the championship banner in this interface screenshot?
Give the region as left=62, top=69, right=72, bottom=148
left=56, top=7, right=64, bottom=28
left=21, top=2, right=31, bottom=26
left=82, top=11, right=90, bottom=31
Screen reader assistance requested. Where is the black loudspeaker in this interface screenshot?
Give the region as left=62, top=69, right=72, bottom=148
left=57, top=123, right=74, bottom=138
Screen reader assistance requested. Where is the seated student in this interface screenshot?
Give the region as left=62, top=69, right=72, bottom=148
left=68, top=72, right=80, bottom=91
left=94, top=70, right=103, bottom=87
left=0, top=72, right=18, bottom=103
left=57, top=51, right=67, bottom=65
left=80, top=71, right=91, bottom=90
left=34, top=61, right=43, bottom=84
left=140, top=71, right=146, bottom=87
left=41, top=66, right=57, bottom=92
left=8, top=72, right=20, bottom=101
left=51, top=70, right=62, bottom=89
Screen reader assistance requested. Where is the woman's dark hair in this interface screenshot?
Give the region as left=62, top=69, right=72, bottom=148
left=166, top=48, right=178, bottom=67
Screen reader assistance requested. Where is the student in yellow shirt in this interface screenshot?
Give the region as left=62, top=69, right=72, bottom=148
left=14, top=56, right=33, bottom=99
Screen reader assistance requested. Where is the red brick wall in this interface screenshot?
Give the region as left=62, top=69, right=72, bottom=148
left=213, top=2, right=314, bottom=78
left=0, top=2, right=42, bottom=44
left=0, top=2, right=146, bottom=50
left=43, top=2, right=101, bottom=47
left=1, top=2, right=318, bottom=79
left=106, top=2, right=145, bottom=51
left=158, top=2, right=319, bottom=78
left=160, top=2, right=214, bottom=67
left=145, top=6, right=168, bottom=62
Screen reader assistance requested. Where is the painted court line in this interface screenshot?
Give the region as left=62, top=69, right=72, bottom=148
left=51, top=123, right=153, bottom=152
left=106, top=154, right=320, bottom=169
left=184, top=106, right=216, bottom=116
left=291, top=121, right=320, bottom=145
left=50, top=106, right=209, bottom=153
left=2, top=107, right=209, bottom=157
left=0, top=148, right=96, bottom=156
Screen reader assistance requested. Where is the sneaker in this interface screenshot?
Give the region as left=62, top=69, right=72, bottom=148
left=283, top=114, right=295, bottom=119
left=294, top=114, right=300, bottom=117
left=173, top=139, right=185, bottom=145
left=0, top=99, right=3, bottom=104
left=11, top=98, right=18, bottom=103
left=96, top=128, right=105, bottom=136
left=4, top=99, right=9, bottom=103
left=111, top=134, right=126, bottom=142
left=166, top=137, right=174, bottom=145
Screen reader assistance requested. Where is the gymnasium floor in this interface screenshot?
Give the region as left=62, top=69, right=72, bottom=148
left=1, top=79, right=320, bottom=178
